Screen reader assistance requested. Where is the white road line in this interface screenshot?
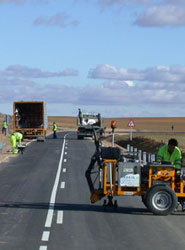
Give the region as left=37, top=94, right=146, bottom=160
left=64, top=159, right=67, bottom=163
left=63, top=168, right=66, bottom=173
left=44, top=133, right=68, bottom=228
left=60, top=182, right=65, bottom=189
left=39, top=246, right=47, bottom=250
left=57, top=211, right=63, bottom=224
left=41, top=231, right=50, bottom=241
left=65, top=152, right=67, bottom=155
left=25, top=141, right=32, bottom=146
left=65, top=146, right=68, bottom=149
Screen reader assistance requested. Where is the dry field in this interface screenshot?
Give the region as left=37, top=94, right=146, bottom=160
left=1, top=114, right=185, bottom=163
left=48, top=116, right=77, bottom=130
left=49, top=116, right=185, bottom=132
left=103, top=117, right=185, bottom=132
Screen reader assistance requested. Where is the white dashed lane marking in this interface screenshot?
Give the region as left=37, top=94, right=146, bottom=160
left=60, top=182, right=65, bottom=189
left=39, top=246, right=47, bottom=250
left=39, top=134, right=69, bottom=250
left=41, top=231, right=50, bottom=242
left=57, top=211, right=64, bottom=224
left=44, top=134, right=67, bottom=228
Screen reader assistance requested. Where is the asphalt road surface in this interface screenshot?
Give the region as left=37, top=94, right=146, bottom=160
left=0, top=132, right=185, bottom=250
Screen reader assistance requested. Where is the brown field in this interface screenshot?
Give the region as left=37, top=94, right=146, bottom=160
left=103, top=117, right=185, bottom=132
left=48, top=116, right=77, bottom=130
left=1, top=114, right=185, bottom=163
left=49, top=116, right=185, bottom=132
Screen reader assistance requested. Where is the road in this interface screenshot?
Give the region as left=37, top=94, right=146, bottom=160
left=0, top=132, right=185, bottom=250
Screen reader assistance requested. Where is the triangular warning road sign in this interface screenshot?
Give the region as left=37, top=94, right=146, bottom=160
left=127, top=120, right=136, bottom=127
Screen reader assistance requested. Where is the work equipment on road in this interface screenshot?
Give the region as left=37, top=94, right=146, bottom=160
left=86, top=127, right=185, bottom=215
left=17, top=145, right=26, bottom=154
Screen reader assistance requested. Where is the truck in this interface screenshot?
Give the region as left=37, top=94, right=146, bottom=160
left=13, top=101, right=48, bottom=141
left=77, top=112, right=104, bottom=139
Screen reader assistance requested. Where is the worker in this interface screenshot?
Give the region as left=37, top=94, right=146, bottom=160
left=78, top=109, right=83, bottom=125
left=10, top=132, right=23, bottom=154
left=156, top=138, right=182, bottom=171
left=53, top=122, right=57, bottom=139
left=2, top=120, right=8, bottom=135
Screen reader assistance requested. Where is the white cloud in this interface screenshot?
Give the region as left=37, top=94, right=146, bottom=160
left=78, top=0, right=185, bottom=28
left=0, top=65, right=79, bottom=78
left=134, top=5, right=185, bottom=27
left=1, top=63, right=185, bottom=117
left=89, top=64, right=143, bottom=80
left=125, top=80, right=135, bottom=86
left=33, top=12, right=80, bottom=29
left=89, top=64, right=185, bottom=83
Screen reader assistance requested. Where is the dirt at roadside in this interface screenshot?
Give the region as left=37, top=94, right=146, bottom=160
left=116, top=136, right=164, bottom=154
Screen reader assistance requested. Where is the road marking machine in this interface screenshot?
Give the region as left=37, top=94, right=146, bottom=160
left=85, top=125, right=185, bottom=215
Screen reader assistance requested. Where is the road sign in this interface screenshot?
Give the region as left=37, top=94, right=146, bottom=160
left=127, top=120, right=136, bottom=127
left=127, top=120, right=136, bottom=141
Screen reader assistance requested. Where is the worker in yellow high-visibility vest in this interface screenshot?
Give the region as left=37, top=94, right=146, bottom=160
left=53, top=122, right=58, bottom=139
left=157, top=138, right=182, bottom=172
left=10, top=132, right=23, bottom=154
left=2, top=121, right=8, bottom=135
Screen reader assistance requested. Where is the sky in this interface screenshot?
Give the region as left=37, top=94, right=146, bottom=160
left=0, top=0, right=185, bottom=117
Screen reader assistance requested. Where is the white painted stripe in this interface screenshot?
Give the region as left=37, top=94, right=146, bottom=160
left=64, top=159, right=67, bottom=163
left=65, top=152, right=67, bottom=155
left=60, top=182, right=65, bottom=189
left=39, top=246, right=47, bottom=250
left=41, top=231, right=50, bottom=241
left=57, top=211, right=63, bottom=224
left=45, top=206, right=54, bottom=228
left=44, top=133, right=69, bottom=228
left=65, top=146, right=68, bottom=149
left=63, top=168, right=66, bottom=173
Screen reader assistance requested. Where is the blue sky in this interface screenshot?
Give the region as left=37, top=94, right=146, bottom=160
left=1, top=0, right=185, bottom=117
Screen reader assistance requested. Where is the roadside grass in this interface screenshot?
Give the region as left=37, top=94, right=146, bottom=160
left=129, top=133, right=185, bottom=150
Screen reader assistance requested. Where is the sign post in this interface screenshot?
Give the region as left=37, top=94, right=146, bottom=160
left=111, top=121, right=117, bottom=147
left=127, top=119, right=136, bottom=141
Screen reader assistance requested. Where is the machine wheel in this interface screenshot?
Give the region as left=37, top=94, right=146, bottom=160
left=146, top=185, right=177, bottom=215
left=141, top=194, right=148, bottom=208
